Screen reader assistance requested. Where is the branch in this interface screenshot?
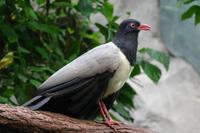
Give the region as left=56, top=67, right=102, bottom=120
left=0, top=104, right=154, bottom=133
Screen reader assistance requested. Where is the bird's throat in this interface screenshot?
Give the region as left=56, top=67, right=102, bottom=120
left=112, top=34, right=138, bottom=66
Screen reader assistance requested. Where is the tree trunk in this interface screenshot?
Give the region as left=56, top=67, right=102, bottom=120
left=0, top=104, right=154, bottom=133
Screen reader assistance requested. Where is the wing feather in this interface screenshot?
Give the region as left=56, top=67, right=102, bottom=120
left=24, top=71, right=115, bottom=120
left=43, top=77, right=95, bottom=97
left=38, top=42, right=120, bottom=90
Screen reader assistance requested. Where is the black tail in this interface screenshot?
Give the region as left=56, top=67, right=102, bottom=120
left=22, top=95, right=51, bottom=110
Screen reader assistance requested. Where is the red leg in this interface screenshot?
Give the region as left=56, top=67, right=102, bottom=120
left=98, top=101, right=108, bottom=121
left=100, top=101, right=120, bottom=125
left=98, top=100, right=117, bottom=131
left=100, top=100, right=120, bottom=125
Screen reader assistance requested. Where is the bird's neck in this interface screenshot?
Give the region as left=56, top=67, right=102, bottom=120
left=112, top=34, right=138, bottom=66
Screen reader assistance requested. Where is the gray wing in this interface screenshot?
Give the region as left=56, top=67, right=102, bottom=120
left=39, top=42, right=120, bottom=89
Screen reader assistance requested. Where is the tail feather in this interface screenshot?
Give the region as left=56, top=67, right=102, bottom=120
left=22, top=96, right=51, bottom=110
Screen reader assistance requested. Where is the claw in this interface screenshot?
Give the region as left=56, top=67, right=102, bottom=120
left=103, top=119, right=121, bottom=132
left=106, top=120, right=120, bottom=125
left=104, top=121, right=117, bottom=132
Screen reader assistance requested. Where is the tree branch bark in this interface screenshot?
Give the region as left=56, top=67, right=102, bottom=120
left=0, top=104, right=154, bottom=133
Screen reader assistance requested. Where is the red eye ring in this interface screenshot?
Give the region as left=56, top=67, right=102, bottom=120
left=130, top=23, right=135, bottom=28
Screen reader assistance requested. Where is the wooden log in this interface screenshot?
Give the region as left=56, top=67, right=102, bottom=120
left=0, top=104, right=154, bottom=133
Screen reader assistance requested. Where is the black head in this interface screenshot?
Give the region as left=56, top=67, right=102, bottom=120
left=113, top=19, right=151, bottom=45
left=117, top=19, right=151, bottom=35
left=113, top=19, right=151, bottom=66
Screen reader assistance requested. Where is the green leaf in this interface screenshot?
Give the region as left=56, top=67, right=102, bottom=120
left=126, top=11, right=131, bottom=17
left=24, top=7, right=38, bottom=20
left=117, top=83, right=135, bottom=109
left=35, top=46, right=49, bottom=59
left=130, top=64, right=141, bottom=77
left=113, top=103, right=133, bottom=122
left=67, top=27, right=75, bottom=34
left=195, top=11, right=200, bottom=25
left=102, top=1, right=113, bottom=21
left=14, top=86, right=31, bottom=105
left=77, top=0, right=97, bottom=17
left=52, top=1, right=73, bottom=8
left=1, top=89, right=14, bottom=98
left=83, top=32, right=104, bottom=44
left=140, top=60, right=161, bottom=84
left=0, top=0, right=5, bottom=7
left=26, top=21, right=61, bottom=34
left=30, top=79, right=41, bottom=88
left=181, top=5, right=196, bottom=20
left=112, top=16, right=119, bottom=22
left=30, top=66, right=55, bottom=73
left=139, top=48, right=170, bottom=70
left=0, top=52, right=14, bottom=70
left=0, top=96, right=9, bottom=104
left=0, top=24, right=18, bottom=43
left=95, top=23, right=108, bottom=38
left=37, top=0, right=45, bottom=5
left=181, top=5, right=200, bottom=25
left=17, top=74, right=28, bottom=82
left=183, top=0, right=194, bottom=4
left=18, top=47, right=31, bottom=54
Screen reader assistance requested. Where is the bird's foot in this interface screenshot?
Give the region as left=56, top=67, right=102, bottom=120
left=102, top=119, right=121, bottom=132
left=105, top=119, right=121, bottom=125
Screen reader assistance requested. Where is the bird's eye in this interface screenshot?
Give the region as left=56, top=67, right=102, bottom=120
left=130, top=23, right=136, bottom=28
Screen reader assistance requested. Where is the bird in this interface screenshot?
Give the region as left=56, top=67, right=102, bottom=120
left=23, top=19, right=151, bottom=127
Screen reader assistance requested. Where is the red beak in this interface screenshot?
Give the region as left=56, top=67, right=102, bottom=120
left=137, top=24, right=151, bottom=31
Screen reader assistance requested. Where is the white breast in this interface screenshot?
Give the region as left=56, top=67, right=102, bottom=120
left=103, top=50, right=133, bottom=98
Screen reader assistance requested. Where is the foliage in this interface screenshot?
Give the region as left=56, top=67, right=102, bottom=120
left=0, top=0, right=170, bottom=122
left=178, top=0, right=200, bottom=25
left=0, top=52, right=13, bottom=70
